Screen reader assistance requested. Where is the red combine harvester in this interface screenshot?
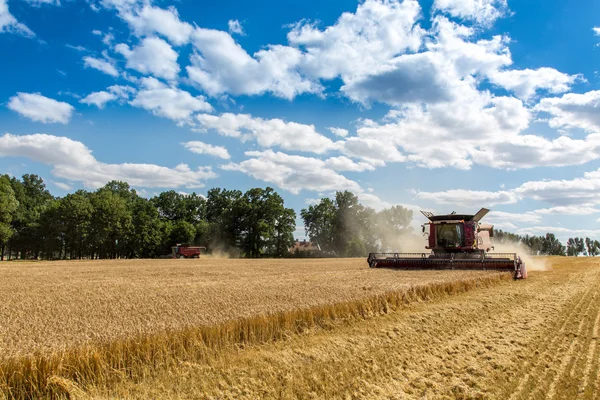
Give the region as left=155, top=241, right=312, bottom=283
left=367, top=208, right=527, bottom=279
left=171, top=244, right=206, bottom=259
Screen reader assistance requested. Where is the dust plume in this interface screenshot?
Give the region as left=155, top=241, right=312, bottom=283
left=493, top=241, right=549, bottom=271
left=378, top=229, right=428, bottom=253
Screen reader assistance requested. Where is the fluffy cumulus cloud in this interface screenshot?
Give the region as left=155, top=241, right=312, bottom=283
left=187, top=28, right=321, bottom=99
left=116, top=37, right=180, bottom=80
left=0, top=133, right=216, bottom=189
left=535, top=91, right=600, bottom=133
left=7, top=93, right=74, bottom=124
left=514, top=168, right=600, bottom=207
left=413, top=166, right=600, bottom=217
left=83, top=56, right=119, bottom=77
left=221, top=150, right=363, bottom=195
left=195, top=113, right=335, bottom=153
left=433, top=0, right=508, bottom=25
left=487, top=68, right=582, bottom=100
left=130, top=77, right=212, bottom=122
left=287, top=0, right=423, bottom=81
left=0, top=0, right=34, bottom=36
left=183, top=141, right=231, bottom=159
left=120, top=5, right=193, bottom=45
left=80, top=85, right=136, bottom=108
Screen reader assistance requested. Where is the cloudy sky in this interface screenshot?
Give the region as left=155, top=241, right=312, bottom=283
left=1, top=0, right=600, bottom=241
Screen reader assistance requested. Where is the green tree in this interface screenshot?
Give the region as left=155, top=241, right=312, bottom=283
left=236, top=187, right=295, bottom=258
left=169, top=220, right=196, bottom=246
left=89, top=189, right=132, bottom=259
left=205, top=188, right=243, bottom=252
left=129, top=197, right=164, bottom=258
left=541, top=233, right=565, bottom=256
left=272, top=207, right=296, bottom=257
left=59, top=191, right=94, bottom=259
left=301, top=197, right=336, bottom=253
left=0, top=176, right=18, bottom=260
left=8, top=174, right=54, bottom=259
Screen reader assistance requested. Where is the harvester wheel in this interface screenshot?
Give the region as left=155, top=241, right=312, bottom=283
left=179, top=254, right=185, bottom=259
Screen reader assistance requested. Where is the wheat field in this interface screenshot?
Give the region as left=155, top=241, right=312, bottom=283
left=0, top=258, right=505, bottom=399
left=83, top=256, right=600, bottom=400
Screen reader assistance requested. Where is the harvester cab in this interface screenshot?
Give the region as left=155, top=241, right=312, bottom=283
left=367, top=208, right=527, bottom=279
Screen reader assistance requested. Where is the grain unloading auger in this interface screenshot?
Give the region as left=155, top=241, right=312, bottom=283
left=367, top=208, right=527, bottom=279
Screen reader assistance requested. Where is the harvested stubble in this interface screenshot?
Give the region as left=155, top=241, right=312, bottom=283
left=0, top=258, right=508, bottom=399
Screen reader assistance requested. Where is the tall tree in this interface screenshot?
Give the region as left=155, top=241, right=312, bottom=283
left=0, top=176, right=18, bottom=260
left=205, top=188, right=243, bottom=251
left=59, top=190, right=94, bottom=259
left=301, top=198, right=336, bottom=253
left=89, top=189, right=132, bottom=259
left=237, top=187, right=295, bottom=258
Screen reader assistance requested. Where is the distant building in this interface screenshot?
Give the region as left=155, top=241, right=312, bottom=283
left=289, top=239, right=320, bottom=253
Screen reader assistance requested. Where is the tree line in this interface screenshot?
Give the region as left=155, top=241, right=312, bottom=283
left=0, top=174, right=414, bottom=260
left=1, top=174, right=597, bottom=260
left=494, top=230, right=599, bottom=256
left=0, top=174, right=297, bottom=260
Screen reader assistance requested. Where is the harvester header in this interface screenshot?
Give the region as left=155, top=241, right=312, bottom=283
left=367, top=208, right=527, bottom=279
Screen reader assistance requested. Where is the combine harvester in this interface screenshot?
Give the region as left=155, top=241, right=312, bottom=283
left=367, top=208, right=527, bottom=279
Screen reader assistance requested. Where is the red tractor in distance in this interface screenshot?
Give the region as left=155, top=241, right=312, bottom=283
left=171, top=244, right=206, bottom=259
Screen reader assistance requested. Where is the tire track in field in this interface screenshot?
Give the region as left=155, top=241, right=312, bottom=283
left=543, top=281, right=597, bottom=400
left=508, top=268, right=598, bottom=400
left=577, top=297, right=600, bottom=397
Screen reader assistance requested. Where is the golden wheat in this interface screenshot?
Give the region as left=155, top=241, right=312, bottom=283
left=0, top=258, right=505, bottom=399
left=82, top=257, right=600, bottom=400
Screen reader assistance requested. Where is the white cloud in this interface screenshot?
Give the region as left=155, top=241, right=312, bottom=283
left=594, top=27, right=600, bottom=36
left=121, top=5, right=193, bottom=45
left=288, top=0, right=424, bottom=81
left=433, top=0, right=508, bottom=25
left=221, top=150, right=362, bottom=195
left=324, top=156, right=376, bottom=172
left=533, top=206, right=600, bottom=215
left=7, top=93, right=74, bottom=124
left=130, top=77, right=212, bottom=122
left=195, top=113, right=335, bottom=153
left=0, top=133, right=216, bottom=189
left=51, top=181, right=72, bottom=191
left=535, top=91, right=600, bottom=133
left=116, top=36, right=180, bottom=80
left=414, top=189, right=520, bottom=207
left=487, top=210, right=541, bottom=225
left=102, top=32, right=114, bottom=45
left=80, top=91, right=117, bottom=108
left=515, top=168, right=600, bottom=207
left=488, top=68, right=581, bottom=100
left=83, top=56, right=119, bottom=77
left=67, top=44, right=88, bottom=52
left=80, top=85, right=135, bottom=108
left=340, top=137, right=404, bottom=165
left=187, top=28, right=321, bottom=99
left=516, top=226, right=600, bottom=240
left=183, top=141, right=231, bottom=159
left=22, top=0, right=61, bottom=6
left=328, top=127, right=348, bottom=137
left=0, top=0, right=34, bottom=36
left=228, top=19, right=244, bottom=36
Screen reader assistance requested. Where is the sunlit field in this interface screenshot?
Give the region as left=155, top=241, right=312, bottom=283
left=0, top=258, right=503, bottom=399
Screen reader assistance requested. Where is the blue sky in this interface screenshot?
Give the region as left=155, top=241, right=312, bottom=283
left=1, top=0, right=600, bottom=242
